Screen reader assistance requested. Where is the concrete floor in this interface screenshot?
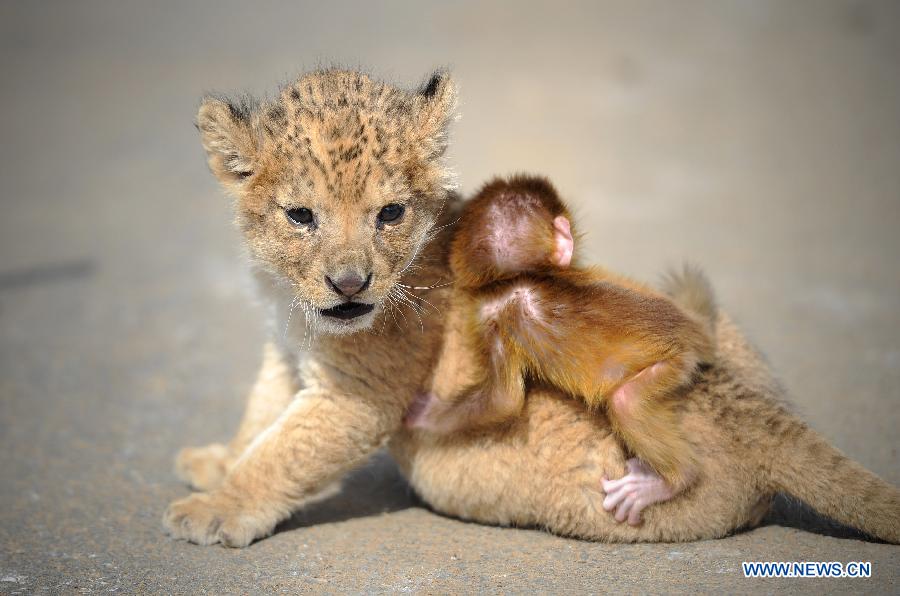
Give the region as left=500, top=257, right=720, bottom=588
left=1, top=1, right=898, bottom=593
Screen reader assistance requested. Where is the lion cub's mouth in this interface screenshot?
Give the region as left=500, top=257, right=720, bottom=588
left=320, top=302, right=375, bottom=320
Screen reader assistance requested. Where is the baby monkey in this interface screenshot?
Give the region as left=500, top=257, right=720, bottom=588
left=406, top=176, right=718, bottom=524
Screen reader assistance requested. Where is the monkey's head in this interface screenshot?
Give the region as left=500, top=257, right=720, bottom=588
left=451, top=175, right=575, bottom=289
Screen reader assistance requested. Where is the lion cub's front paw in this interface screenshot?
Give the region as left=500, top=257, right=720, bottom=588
left=163, top=491, right=275, bottom=547
left=174, top=443, right=232, bottom=491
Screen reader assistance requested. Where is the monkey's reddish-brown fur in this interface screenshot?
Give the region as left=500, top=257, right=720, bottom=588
left=415, top=176, right=716, bottom=493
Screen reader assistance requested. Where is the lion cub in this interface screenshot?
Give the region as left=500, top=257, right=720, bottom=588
left=407, top=176, right=718, bottom=523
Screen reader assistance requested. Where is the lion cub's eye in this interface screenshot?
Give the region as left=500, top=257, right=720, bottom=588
left=377, top=203, right=405, bottom=224
left=285, top=207, right=314, bottom=226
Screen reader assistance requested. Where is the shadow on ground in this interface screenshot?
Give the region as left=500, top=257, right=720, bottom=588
left=279, top=452, right=420, bottom=532
left=280, top=453, right=878, bottom=544
left=763, top=495, right=873, bottom=542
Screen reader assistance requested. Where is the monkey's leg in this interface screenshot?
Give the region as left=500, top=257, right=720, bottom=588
left=174, top=342, right=298, bottom=491
left=601, top=359, right=700, bottom=524
left=601, top=458, right=675, bottom=525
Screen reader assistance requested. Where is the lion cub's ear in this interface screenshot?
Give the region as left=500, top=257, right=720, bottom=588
left=415, top=70, right=457, bottom=153
left=196, top=96, right=259, bottom=191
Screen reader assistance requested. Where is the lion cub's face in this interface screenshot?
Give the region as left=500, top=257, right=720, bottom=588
left=197, top=70, right=456, bottom=335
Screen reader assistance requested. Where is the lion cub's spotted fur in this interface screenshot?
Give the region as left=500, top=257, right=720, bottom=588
left=165, top=69, right=899, bottom=547
left=197, top=69, right=456, bottom=336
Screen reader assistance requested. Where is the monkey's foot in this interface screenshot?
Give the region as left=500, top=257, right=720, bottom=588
left=601, top=458, right=675, bottom=525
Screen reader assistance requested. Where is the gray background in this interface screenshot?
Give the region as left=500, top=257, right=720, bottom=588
left=1, top=0, right=897, bottom=593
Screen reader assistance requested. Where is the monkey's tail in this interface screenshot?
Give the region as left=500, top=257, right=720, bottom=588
left=767, top=418, right=900, bottom=543
left=659, top=263, right=718, bottom=337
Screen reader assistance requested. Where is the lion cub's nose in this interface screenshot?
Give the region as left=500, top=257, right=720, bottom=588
left=326, top=273, right=371, bottom=297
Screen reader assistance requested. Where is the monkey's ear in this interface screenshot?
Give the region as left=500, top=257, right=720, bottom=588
left=196, top=96, right=259, bottom=190
left=414, top=69, right=457, bottom=151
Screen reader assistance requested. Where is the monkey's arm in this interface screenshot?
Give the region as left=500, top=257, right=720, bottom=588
left=404, top=294, right=528, bottom=433
left=406, top=347, right=528, bottom=434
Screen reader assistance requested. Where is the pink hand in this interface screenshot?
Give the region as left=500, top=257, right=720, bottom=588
left=404, top=392, right=436, bottom=429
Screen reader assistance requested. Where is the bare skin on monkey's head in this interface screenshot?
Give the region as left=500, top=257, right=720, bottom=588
left=406, top=176, right=718, bottom=525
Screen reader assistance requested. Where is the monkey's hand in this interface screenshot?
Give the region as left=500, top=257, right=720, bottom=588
left=404, top=386, right=507, bottom=434
left=403, top=391, right=438, bottom=429
left=404, top=390, right=470, bottom=432
left=601, top=458, right=675, bottom=525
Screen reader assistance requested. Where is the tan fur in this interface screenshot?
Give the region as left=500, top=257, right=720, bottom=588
left=408, top=177, right=717, bottom=494
left=393, top=313, right=900, bottom=543
left=164, top=69, right=900, bottom=547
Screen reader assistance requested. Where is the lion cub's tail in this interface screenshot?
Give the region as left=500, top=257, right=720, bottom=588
left=660, top=263, right=718, bottom=344
left=767, top=420, right=900, bottom=543
left=661, top=265, right=899, bottom=542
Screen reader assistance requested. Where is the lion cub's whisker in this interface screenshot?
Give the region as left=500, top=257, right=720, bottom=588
left=390, top=286, right=425, bottom=333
